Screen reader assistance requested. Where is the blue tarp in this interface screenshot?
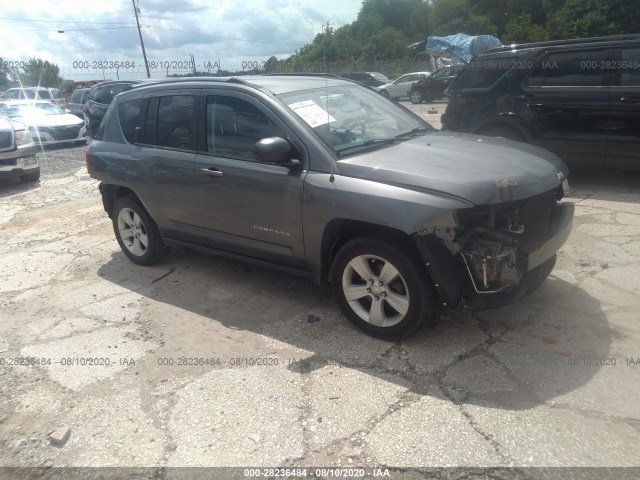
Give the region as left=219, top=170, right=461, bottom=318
left=425, top=34, right=502, bottom=63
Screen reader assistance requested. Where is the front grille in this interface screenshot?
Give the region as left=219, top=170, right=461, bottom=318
left=41, top=126, right=81, bottom=141
left=0, top=131, right=13, bottom=149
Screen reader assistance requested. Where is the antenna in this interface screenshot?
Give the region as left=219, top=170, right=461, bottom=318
left=323, top=21, right=336, bottom=183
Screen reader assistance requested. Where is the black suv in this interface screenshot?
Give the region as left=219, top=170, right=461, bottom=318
left=442, top=35, right=640, bottom=170
left=66, top=87, right=91, bottom=119
left=87, top=76, right=573, bottom=339
left=409, top=65, right=465, bottom=104
left=84, top=80, right=139, bottom=138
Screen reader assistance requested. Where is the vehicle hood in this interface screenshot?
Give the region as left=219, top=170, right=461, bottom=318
left=336, top=131, right=569, bottom=205
left=0, top=117, right=13, bottom=130
left=12, top=113, right=83, bottom=128
left=0, top=116, right=26, bottom=131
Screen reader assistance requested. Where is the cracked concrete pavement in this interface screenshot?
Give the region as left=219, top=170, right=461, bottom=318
left=1, top=112, right=640, bottom=477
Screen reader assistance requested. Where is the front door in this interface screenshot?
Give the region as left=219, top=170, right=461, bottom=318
left=606, top=45, right=640, bottom=170
left=194, top=92, right=307, bottom=268
left=519, top=47, right=610, bottom=169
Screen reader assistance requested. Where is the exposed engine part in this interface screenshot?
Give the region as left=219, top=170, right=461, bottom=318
left=461, top=232, right=522, bottom=293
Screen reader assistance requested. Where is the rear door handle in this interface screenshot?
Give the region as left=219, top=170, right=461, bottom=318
left=619, top=97, right=640, bottom=104
left=200, top=168, right=224, bottom=177
left=519, top=94, right=535, bottom=100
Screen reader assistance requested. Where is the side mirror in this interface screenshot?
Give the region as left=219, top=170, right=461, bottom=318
left=253, top=137, right=300, bottom=169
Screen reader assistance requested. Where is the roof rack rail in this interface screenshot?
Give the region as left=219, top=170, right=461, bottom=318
left=486, top=34, right=640, bottom=54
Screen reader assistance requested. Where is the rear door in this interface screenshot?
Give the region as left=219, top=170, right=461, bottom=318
left=121, top=91, right=202, bottom=243
left=606, top=45, right=640, bottom=169
left=520, top=47, right=610, bottom=168
left=194, top=90, right=307, bottom=268
left=389, top=74, right=416, bottom=97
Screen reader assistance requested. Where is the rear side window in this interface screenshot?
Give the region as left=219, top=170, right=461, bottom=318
left=455, top=58, right=514, bottom=89
left=153, top=95, right=195, bottom=150
left=117, top=98, right=142, bottom=144
left=71, top=89, right=89, bottom=103
left=527, top=50, right=606, bottom=87
left=37, top=90, right=52, bottom=99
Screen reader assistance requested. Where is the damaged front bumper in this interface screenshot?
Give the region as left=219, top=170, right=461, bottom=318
left=414, top=192, right=574, bottom=310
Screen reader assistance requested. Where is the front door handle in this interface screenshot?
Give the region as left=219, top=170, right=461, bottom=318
left=200, top=168, right=224, bottom=177
left=619, top=97, right=640, bottom=104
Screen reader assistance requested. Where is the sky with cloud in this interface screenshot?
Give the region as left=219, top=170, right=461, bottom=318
left=1, top=0, right=363, bottom=81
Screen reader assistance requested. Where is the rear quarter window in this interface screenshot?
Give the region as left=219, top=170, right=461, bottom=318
left=454, top=60, right=511, bottom=89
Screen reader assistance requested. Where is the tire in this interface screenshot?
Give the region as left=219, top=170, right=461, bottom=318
left=380, top=90, right=390, bottom=98
left=331, top=236, right=437, bottom=340
left=409, top=89, right=424, bottom=104
left=20, top=167, right=40, bottom=183
left=112, top=196, right=168, bottom=266
left=479, top=126, right=526, bottom=143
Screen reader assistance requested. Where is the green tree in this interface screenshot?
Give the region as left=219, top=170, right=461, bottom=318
left=0, top=58, right=10, bottom=91
left=18, top=57, right=62, bottom=88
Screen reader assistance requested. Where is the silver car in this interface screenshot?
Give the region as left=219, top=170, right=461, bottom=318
left=376, top=71, right=432, bottom=100
left=0, top=114, right=39, bottom=182
left=0, top=100, right=88, bottom=145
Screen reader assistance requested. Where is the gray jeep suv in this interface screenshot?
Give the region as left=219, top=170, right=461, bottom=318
left=87, top=76, right=573, bottom=339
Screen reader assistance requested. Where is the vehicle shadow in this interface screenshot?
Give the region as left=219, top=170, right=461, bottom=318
left=0, top=177, right=40, bottom=196
left=97, top=245, right=610, bottom=412
left=568, top=169, right=640, bottom=203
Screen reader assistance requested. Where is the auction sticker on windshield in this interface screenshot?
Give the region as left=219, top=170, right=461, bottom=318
left=288, top=100, right=335, bottom=128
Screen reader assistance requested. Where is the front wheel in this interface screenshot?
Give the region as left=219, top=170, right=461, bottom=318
left=331, top=237, right=437, bottom=340
left=112, top=196, right=168, bottom=265
left=380, top=89, right=390, bottom=98
left=409, top=90, right=424, bottom=104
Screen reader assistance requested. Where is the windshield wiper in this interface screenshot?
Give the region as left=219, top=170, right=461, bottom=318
left=394, top=127, right=431, bottom=140
left=335, top=138, right=398, bottom=157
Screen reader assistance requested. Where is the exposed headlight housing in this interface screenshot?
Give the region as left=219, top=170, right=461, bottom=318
left=14, top=129, right=33, bottom=145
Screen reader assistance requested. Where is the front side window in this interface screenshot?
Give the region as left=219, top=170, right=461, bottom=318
left=278, top=84, right=431, bottom=158
left=527, top=49, right=606, bottom=87
left=91, top=85, right=107, bottom=104
left=106, top=83, right=133, bottom=104
left=206, top=96, right=285, bottom=159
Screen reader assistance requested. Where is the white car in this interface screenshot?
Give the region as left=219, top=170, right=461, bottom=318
left=0, top=100, right=88, bottom=145
left=376, top=71, right=432, bottom=100
left=0, top=114, right=39, bottom=182
left=0, top=87, right=63, bottom=106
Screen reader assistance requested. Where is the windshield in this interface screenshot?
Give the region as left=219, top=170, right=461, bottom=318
left=278, top=85, right=432, bottom=158
left=5, top=103, right=65, bottom=117
left=369, top=72, right=390, bottom=82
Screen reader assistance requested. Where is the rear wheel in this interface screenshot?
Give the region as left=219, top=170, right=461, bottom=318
left=112, top=196, right=168, bottom=265
left=331, top=237, right=437, bottom=340
left=409, top=89, right=424, bottom=104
